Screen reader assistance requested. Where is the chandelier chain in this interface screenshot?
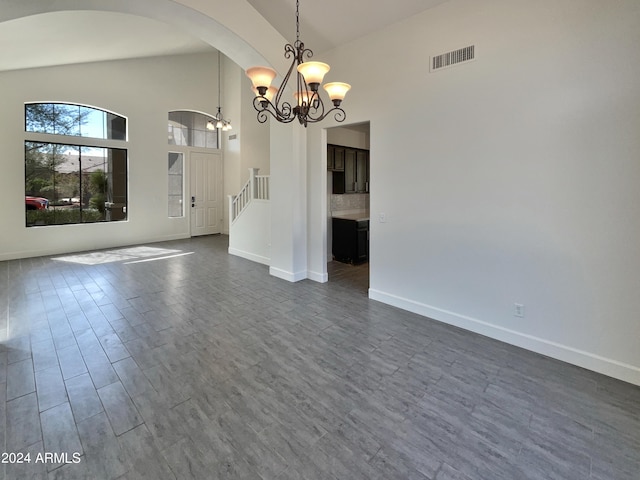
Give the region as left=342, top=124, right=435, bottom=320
left=208, top=49, right=231, bottom=131
left=217, top=51, right=221, bottom=108
left=296, top=0, right=300, bottom=43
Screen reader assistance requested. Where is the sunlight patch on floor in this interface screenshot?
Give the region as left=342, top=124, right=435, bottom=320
left=52, top=246, right=184, bottom=265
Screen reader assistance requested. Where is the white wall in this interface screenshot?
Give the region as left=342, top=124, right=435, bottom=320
left=307, top=0, right=640, bottom=384
left=222, top=56, right=271, bottom=234
left=270, top=122, right=308, bottom=282
left=327, top=125, right=370, bottom=150
left=239, top=73, right=271, bottom=176
left=228, top=200, right=271, bottom=265
left=0, top=52, right=224, bottom=260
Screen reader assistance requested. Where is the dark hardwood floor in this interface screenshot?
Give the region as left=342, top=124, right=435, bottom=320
left=1, top=235, right=639, bottom=479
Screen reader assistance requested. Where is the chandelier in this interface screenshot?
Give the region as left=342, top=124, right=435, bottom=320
left=245, top=0, right=351, bottom=127
left=207, top=51, right=232, bottom=132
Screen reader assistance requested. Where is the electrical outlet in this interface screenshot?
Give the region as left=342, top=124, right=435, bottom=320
left=514, top=303, right=525, bottom=318
left=379, top=212, right=387, bottom=223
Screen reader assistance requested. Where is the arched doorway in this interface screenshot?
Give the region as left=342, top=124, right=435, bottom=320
left=0, top=0, right=283, bottom=72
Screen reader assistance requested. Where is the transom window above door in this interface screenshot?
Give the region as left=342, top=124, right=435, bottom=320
left=168, top=111, right=218, bottom=149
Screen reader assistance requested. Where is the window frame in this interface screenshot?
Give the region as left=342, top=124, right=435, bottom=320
left=168, top=110, right=219, bottom=150
left=24, top=102, right=129, bottom=227
left=167, top=151, right=185, bottom=218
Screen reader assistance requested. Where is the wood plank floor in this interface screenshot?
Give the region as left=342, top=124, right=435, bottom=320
left=1, top=234, right=639, bottom=479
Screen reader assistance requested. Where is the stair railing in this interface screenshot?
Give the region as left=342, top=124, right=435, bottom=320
left=229, top=168, right=270, bottom=223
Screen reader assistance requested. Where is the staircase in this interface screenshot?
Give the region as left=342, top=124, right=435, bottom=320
left=228, top=168, right=271, bottom=265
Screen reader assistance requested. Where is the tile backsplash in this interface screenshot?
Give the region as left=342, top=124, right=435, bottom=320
left=330, top=193, right=370, bottom=214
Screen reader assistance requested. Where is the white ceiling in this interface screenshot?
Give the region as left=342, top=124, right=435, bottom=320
left=246, top=0, right=451, bottom=54
left=0, top=1, right=451, bottom=72
left=0, top=11, right=214, bottom=73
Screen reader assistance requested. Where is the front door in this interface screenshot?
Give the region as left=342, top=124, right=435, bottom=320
left=190, top=151, right=222, bottom=236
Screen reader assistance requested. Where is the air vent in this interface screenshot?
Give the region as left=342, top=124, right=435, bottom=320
left=430, top=45, right=475, bottom=72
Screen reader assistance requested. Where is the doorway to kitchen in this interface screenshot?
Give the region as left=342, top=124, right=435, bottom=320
left=326, top=122, right=371, bottom=294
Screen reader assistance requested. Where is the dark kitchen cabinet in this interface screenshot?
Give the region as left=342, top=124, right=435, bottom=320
left=332, top=217, right=369, bottom=264
left=356, top=150, right=368, bottom=193
left=344, top=149, right=357, bottom=193
left=327, top=145, right=345, bottom=171
left=328, top=144, right=368, bottom=194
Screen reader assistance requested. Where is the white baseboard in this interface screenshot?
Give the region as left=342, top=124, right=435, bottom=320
left=369, top=288, right=640, bottom=386
left=269, top=266, right=307, bottom=282
left=307, top=269, right=328, bottom=283
left=228, top=247, right=270, bottom=266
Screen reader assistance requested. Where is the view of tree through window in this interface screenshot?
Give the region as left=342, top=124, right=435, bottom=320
left=24, top=103, right=128, bottom=227
left=26, top=103, right=126, bottom=139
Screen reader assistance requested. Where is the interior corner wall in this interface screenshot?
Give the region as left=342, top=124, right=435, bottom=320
left=222, top=55, right=242, bottom=235
left=308, top=0, right=640, bottom=384
left=0, top=52, right=222, bottom=260
left=239, top=74, right=270, bottom=176
left=307, top=127, right=328, bottom=282
left=222, top=56, right=270, bottom=235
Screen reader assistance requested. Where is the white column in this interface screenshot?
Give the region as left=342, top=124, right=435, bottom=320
left=306, top=125, right=329, bottom=282
left=269, top=120, right=308, bottom=282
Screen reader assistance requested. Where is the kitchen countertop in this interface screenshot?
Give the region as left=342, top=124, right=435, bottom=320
left=332, top=213, right=370, bottom=222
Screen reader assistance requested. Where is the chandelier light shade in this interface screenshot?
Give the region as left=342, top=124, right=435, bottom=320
left=296, top=61, right=330, bottom=88
left=293, top=90, right=315, bottom=108
left=246, top=66, right=277, bottom=91
left=323, top=82, right=351, bottom=105
left=246, top=0, right=351, bottom=127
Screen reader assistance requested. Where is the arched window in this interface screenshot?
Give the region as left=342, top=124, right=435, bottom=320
left=24, top=103, right=128, bottom=226
left=26, top=103, right=126, bottom=140
left=168, top=111, right=217, bottom=149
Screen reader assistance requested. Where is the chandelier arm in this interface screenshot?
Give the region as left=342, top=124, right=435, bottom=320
left=252, top=95, right=267, bottom=112
left=260, top=107, right=296, bottom=124
left=256, top=107, right=296, bottom=124
left=304, top=91, right=326, bottom=121
left=256, top=110, right=270, bottom=124
left=330, top=108, right=347, bottom=123
left=252, top=96, right=296, bottom=123
left=278, top=101, right=294, bottom=120
left=303, top=106, right=347, bottom=125
left=301, top=46, right=314, bottom=61
left=297, top=72, right=304, bottom=102
left=284, top=43, right=297, bottom=60
left=273, top=46, right=298, bottom=111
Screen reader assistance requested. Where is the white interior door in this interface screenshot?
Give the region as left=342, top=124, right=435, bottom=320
left=190, top=151, right=223, bottom=236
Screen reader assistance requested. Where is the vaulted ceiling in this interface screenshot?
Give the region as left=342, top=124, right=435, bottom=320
left=0, top=1, right=450, bottom=72
left=246, top=0, right=451, bottom=53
